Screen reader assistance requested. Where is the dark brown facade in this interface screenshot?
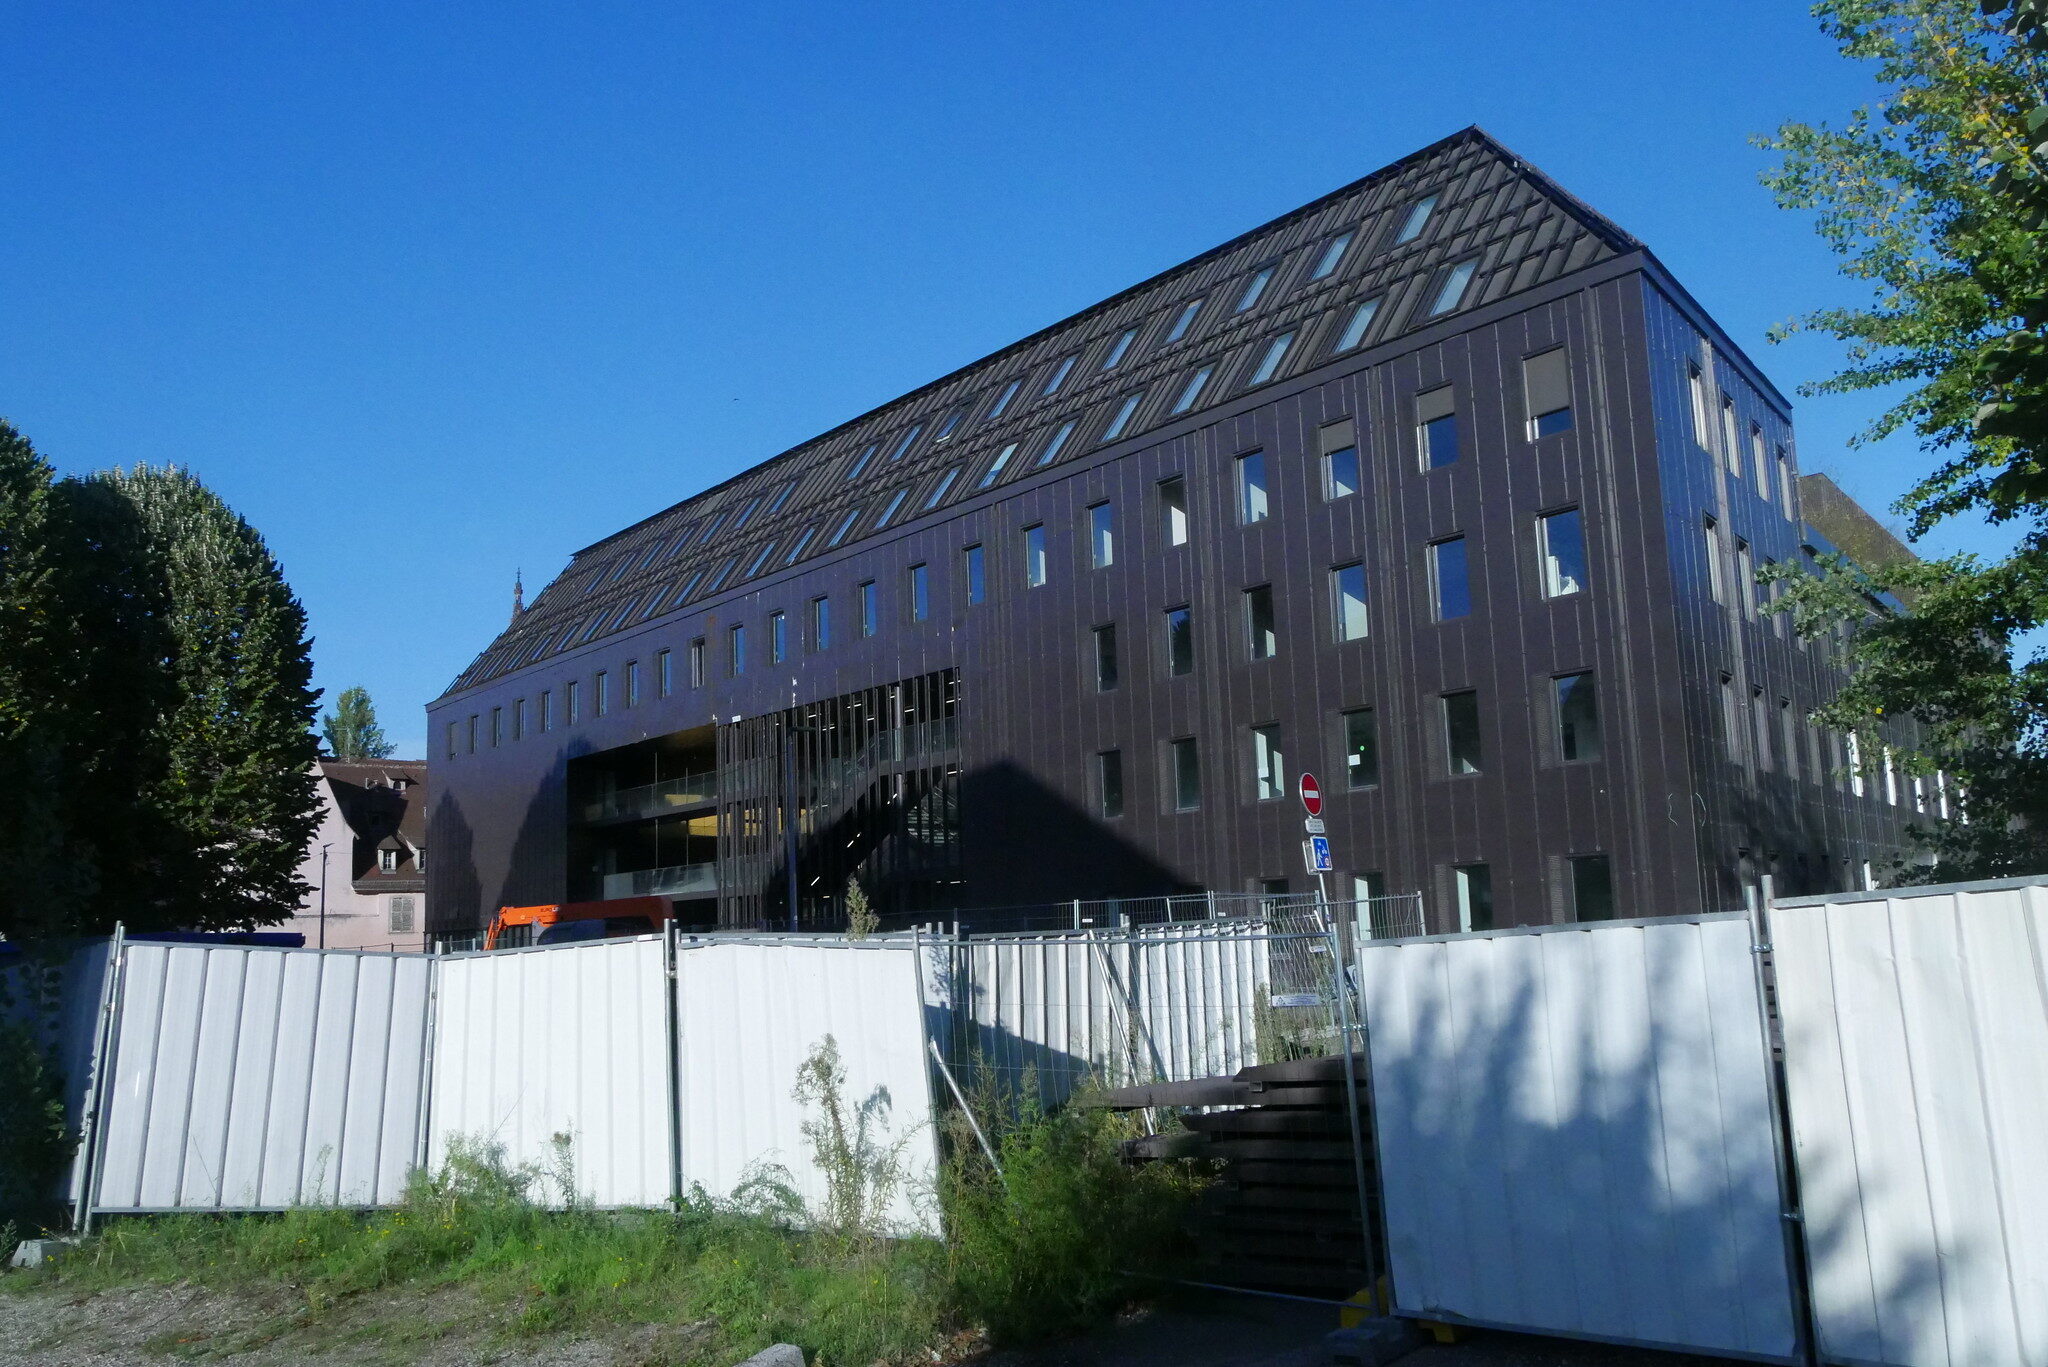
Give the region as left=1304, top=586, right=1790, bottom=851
left=425, top=127, right=1922, bottom=936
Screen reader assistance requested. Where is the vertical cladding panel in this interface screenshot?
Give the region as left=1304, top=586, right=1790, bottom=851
left=1356, top=916, right=1797, bottom=1361
left=1773, top=881, right=2048, bottom=1367
left=673, top=942, right=938, bottom=1236
left=428, top=937, right=671, bottom=1208
left=91, top=945, right=429, bottom=1213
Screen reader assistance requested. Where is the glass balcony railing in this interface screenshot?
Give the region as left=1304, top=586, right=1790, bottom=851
left=581, top=770, right=717, bottom=822
left=601, top=861, right=716, bottom=899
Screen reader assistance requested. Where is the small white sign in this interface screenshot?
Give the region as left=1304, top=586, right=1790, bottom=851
left=1303, top=817, right=1326, bottom=835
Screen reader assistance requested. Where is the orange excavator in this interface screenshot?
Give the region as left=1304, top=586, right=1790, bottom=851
left=482, top=896, right=674, bottom=950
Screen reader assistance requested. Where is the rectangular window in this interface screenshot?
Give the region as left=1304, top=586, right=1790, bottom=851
left=1165, top=298, right=1203, bottom=344
left=1781, top=699, right=1800, bottom=781
left=1750, top=423, right=1771, bottom=491
left=769, top=611, right=787, bottom=663
left=380, top=848, right=399, bottom=874
left=1237, top=450, right=1270, bottom=523
left=1335, top=296, right=1381, bottom=351
left=1847, top=731, right=1865, bottom=796
left=657, top=649, right=672, bottom=698
left=1704, top=518, right=1725, bottom=602
left=1431, top=536, right=1472, bottom=620
left=1737, top=541, right=1757, bottom=620
left=766, top=478, right=799, bottom=515
left=1524, top=348, right=1572, bottom=437
left=1041, top=353, right=1078, bottom=396
left=1455, top=863, right=1494, bottom=932
left=1170, top=737, right=1201, bottom=811
left=1777, top=448, right=1796, bottom=517
left=1311, top=231, right=1353, bottom=279
left=887, top=423, right=922, bottom=463
left=1343, top=707, right=1379, bottom=789
left=389, top=895, right=416, bottom=934
left=1720, top=673, right=1741, bottom=758
left=874, top=488, right=909, bottom=528
left=1555, top=672, right=1601, bottom=761
left=1252, top=724, right=1285, bottom=800
left=1093, top=624, right=1119, bottom=691
left=1247, top=331, right=1295, bottom=386
left=1036, top=419, right=1078, bottom=466
left=860, top=580, right=878, bottom=636
left=1245, top=585, right=1277, bottom=660
left=1159, top=476, right=1190, bottom=546
left=933, top=405, right=967, bottom=442
left=1322, top=421, right=1361, bottom=500
left=490, top=706, right=502, bottom=746
left=1089, top=502, right=1115, bottom=568
left=1097, top=750, right=1125, bottom=818
left=1443, top=690, right=1482, bottom=774
left=1396, top=194, right=1437, bottom=244
left=730, top=496, right=763, bottom=532
left=979, top=442, right=1019, bottom=489
left=539, top=690, right=553, bottom=732
left=987, top=377, right=1023, bottom=420
left=1235, top=264, right=1276, bottom=312
left=963, top=545, right=985, bottom=604
left=922, top=466, right=960, bottom=511
left=1023, top=525, right=1047, bottom=587
left=1172, top=365, right=1214, bottom=414
left=1539, top=508, right=1587, bottom=597
left=566, top=680, right=581, bottom=723
left=1752, top=686, right=1773, bottom=769
left=1418, top=386, right=1458, bottom=468
left=826, top=507, right=862, bottom=548
left=1429, top=259, right=1477, bottom=315
left=1569, top=855, right=1615, bottom=922
left=1332, top=562, right=1369, bottom=641
left=1102, top=391, right=1144, bottom=441
left=446, top=721, right=458, bottom=759
left=624, top=661, right=641, bottom=707
left=810, top=595, right=831, bottom=650
left=846, top=443, right=879, bottom=480
left=1353, top=872, right=1386, bottom=905
left=1721, top=395, right=1742, bottom=475
left=1165, top=606, right=1194, bottom=676
left=908, top=563, right=929, bottom=622
left=1688, top=362, right=1712, bottom=451
left=688, top=639, right=705, bottom=689
left=1102, top=327, right=1138, bottom=370
left=595, top=671, right=610, bottom=716
left=727, top=625, right=745, bottom=676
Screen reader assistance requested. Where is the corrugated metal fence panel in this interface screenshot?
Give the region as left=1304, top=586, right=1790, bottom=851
left=1771, top=881, right=2048, bottom=1367
left=0, top=940, right=113, bottom=1205
left=1356, top=916, right=1798, bottom=1362
left=428, top=936, right=671, bottom=1208
left=1131, top=922, right=1269, bottom=1083
left=674, top=941, right=939, bottom=1237
left=91, top=944, right=431, bottom=1211
left=947, top=932, right=1122, bottom=1102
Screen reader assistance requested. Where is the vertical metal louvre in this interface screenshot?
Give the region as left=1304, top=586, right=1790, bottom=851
left=89, top=944, right=432, bottom=1212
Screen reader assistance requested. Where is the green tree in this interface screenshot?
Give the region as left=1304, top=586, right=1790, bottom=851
left=322, top=685, right=396, bottom=761
left=1759, top=0, right=2048, bottom=878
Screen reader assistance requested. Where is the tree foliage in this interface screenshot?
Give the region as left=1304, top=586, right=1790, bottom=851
left=1759, top=0, right=2048, bottom=878
left=0, top=430, right=322, bottom=940
left=322, top=684, right=395, bottom=761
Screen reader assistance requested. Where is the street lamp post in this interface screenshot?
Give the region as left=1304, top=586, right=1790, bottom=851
left=318, top=843, right=331, bottom=950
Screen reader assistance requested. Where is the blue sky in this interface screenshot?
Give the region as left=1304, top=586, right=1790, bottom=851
left=0, top=2, right=2001, bottom=757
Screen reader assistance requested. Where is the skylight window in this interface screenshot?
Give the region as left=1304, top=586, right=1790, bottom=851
left=1164, top=298, right=1203, bottom=344
left=826, top=507, right=862, bottom=548
left=637, top=537, right=669, bottom=569
left=1041, top=354, right=1078, bottom=396
left=729, top=496, right=763, bottom=532
left=671, top=569, right=705, bottom=606
left=1395, top=194, right=1438, bottom=244
left=875, top=486, right=910, bottom=528
left=1171, top=365, right=1214, bottom=414
left=766, top=479, right=798, bottom=515
left=1336, top=297, right=1381, bottom=352
left=887, top=424, right=922, bottom=462
left=1429, top=259, right=1478, bottom=316
left=979, top=442, right=1019, bottom=489
left=783, top=525, right=816, bottom=564
left=744, top=541, right=777, bottom=578
left=1102, top=391, right=1144, bottom=442
left=933, top=406, right=968, bottom=442
left=1101, top=327, right=1138, bottom=370
left=922, top=466, right=961, bottom=511
left=1036, top=420, right=1078, bottom=467
left=696, top=512, right=728, bottom=546
left=846, top=443, right=879, bottom=481
left=1235, top=265, right=1276, bottom=313
left=1310, top=232, right=1353, bottom=280
left=702, top=557, right=738, bottom=595
left=1247, top=332, right=1295, bottom=387
left=987, top=378, right=1023, bottom=420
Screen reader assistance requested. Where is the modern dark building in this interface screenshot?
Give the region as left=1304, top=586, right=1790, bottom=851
left=426, top=127, right=1924, bottom=937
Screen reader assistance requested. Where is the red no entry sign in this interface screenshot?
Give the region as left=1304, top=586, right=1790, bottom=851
left=1299, top=772, right=1322, bottom=817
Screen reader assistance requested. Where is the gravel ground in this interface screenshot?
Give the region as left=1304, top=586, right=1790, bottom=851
left=0, top=1281, right=1762, bottom=1367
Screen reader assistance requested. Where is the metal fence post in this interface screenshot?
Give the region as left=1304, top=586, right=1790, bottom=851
left=74, top=923, right=127, bottom=1237
left=1748, top=876, right=1822, bottom=1367
left=664, top=921, right=686, bottom=1209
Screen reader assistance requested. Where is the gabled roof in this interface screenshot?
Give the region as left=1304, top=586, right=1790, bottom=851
left=440, top=126, right=1639, bottom=700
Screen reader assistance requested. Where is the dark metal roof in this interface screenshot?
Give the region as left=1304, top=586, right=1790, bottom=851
left=440, top=126, right=1637, bottom=700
